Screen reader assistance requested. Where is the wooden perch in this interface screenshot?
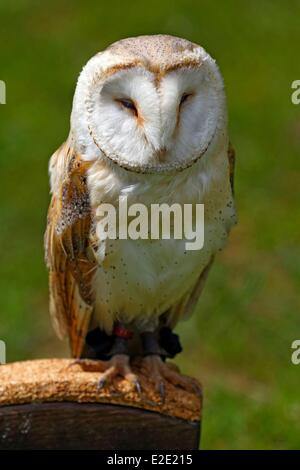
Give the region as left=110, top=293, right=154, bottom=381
left=0, top=359, right=202, bottom=450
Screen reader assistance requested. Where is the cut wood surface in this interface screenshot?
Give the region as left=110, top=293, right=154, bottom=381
left=0, top=359, right=202, bottom=450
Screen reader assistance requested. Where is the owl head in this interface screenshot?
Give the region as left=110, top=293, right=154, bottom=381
left=71, top=35, right=227, bottom=173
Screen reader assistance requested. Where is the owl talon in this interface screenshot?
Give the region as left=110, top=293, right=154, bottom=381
left=97, top=378, right=106, bottom=390
left=95, top=354, right=140, bottom=393
left=158, top=382, right=166, bottom=404
left=141, top=355, right=199, bottom=398
left=133, top=378, right=142, bottom=396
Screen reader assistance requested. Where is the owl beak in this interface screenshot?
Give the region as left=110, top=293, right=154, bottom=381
left=155, top=147, right=167, bottom=162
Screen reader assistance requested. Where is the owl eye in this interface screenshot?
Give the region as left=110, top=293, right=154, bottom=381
left=116, top=98, right=138, bottom=116
left=179, top=93, right=192, bottom=107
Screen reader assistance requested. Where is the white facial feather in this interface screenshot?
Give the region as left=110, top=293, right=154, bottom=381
left=91, top=67, right=161, bottom=165
left=70, top=35, right=227, bottom=174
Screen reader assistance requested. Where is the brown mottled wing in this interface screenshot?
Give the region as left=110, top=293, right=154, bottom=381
left=45, top=143, right=97, bottom=358
left=166, top=143, right=235, bottom=326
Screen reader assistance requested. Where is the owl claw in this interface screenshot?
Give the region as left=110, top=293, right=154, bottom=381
left=158, top=382, right=166, bottom=404
left=140, top=355, right=200, bottom=400
left=66, top=355, right=141, bottom=395
left=133, top=378, right=142, bottom=396
left=97, top=376, right=107, bottom=390
left=94, top=354, right=140, bottom=393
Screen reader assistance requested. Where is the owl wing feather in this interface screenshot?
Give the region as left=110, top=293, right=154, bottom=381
left=45, top=142, right=97, bottom=358
left=166, top=143, right=235, bottom=326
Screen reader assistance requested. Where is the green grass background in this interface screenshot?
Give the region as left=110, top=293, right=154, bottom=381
left=0, top=0, right=300, bottom=449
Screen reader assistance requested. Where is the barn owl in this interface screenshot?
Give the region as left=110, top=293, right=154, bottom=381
left=45, top=35, right=236, bottom=395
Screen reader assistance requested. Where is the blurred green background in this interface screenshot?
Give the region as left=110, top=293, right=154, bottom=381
left=0, top=0, right=300, bottom=450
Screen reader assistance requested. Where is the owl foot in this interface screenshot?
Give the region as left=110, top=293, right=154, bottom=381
left=97, top=354, right=141, bottom=394
left=65, top=356, right=141, bottom=394
left=140, top=355, right=200, bottom=403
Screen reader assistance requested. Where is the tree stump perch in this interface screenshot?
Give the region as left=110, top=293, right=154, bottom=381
left=0, top=359, right=202, bottom=450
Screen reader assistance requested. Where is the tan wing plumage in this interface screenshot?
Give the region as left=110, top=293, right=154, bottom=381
left=45, top=143, right=97, bottom=358
left=166, top=143, right=236, bottom=326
